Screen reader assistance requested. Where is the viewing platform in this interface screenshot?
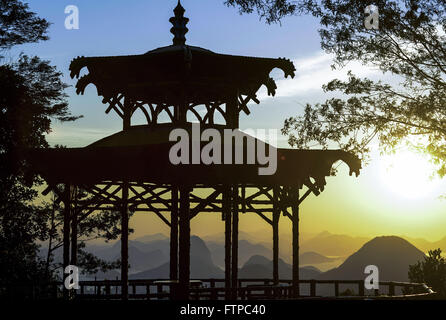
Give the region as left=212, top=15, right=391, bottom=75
left=3, top=278, right=435, bottom=301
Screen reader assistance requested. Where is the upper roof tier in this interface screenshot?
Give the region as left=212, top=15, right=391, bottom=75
left=69, top=1, right=296, bottom=105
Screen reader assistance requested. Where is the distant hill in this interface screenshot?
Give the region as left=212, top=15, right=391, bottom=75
left=202, top=231, right=267, bottom=245
left=318, top=236, right=426, bottom=282
left=130, top=236, right=223, bottom=279
left=239, top=255, right=321, bottom=280
left=207, top=240, right=272, bottom=268
left=301, top=231, right=369, bottom=257
left=300, top=251, right=337, bottom=265
left=434, top=236, right=446, bottom=252
left=404, top=235, right=446, bottom=253
left=133, top=233, right=168, bottom=243
left=112, top=247, right=166, bottom=273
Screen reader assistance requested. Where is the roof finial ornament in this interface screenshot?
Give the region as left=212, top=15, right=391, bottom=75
left=169, top=0, right=189, bottom=46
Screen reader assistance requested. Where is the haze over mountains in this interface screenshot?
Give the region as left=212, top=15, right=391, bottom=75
left=41, top=230, right=443, bottom=283
left=238, top=255, right=321, bottom=279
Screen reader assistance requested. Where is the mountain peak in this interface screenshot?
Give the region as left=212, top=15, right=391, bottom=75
left=317, top=231, right=332, bottom=238
left=319, top=235, right=425, bottom=282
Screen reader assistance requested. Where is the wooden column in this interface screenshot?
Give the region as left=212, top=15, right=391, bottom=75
left=272, top=187, right=280, bottom=285
left=291, top=186, right=300, bottom=297
left=178, top=186, right=191, bottom=300
left=121, top=181, right=129, bottom=300
left=70, top=187, right=78, bottom=267
left=123, top=98, right=131, bottom=130
left=226, top=94, right=239, bottom=128
left=62, top=184, right=71, bottom=300
left=231, top=186, right=239, bottom=299
left=223, top=186, right=232, bottom=299
left=170, top=186, right=179, bottom=281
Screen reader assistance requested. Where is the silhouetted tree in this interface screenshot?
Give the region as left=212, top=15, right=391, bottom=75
left=0, top=1, right=80, bottom=290
left=0, top=0, right=49, bottom=51
left=409, top=249, right=446, bottom=297
left=227, top=0, right=446, bottom=174
left=225, top=0, right=298, bottom=24
left=43, top=187, right=131, bottom=279
left=281, top=1, right=446, bottom=173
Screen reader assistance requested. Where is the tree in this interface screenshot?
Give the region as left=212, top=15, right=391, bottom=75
left=0, top=1, right=80, bottom=290
left=409, top=249, right=446, bottom=297
left=0, top=0, right=49, bottom=50
left=225, top=0, right=298, bottom=24
left=227, top=0, right=446, bottom=176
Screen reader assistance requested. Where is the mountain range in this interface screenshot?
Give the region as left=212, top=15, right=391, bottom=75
left=41, top=230, right=439, bottom=287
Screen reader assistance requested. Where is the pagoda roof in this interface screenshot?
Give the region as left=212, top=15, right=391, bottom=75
left=69, top=1, right=296, bottom=106
left=27, top=124, right=361, bottom=194
left=69, top=45, right=295, bottom=105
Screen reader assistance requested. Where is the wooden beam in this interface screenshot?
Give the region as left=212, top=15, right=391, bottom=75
left=298, top=188, right=312, bottom=206
left=226, top=93, right=239, bottom=128
left=272, top=187, right=280, bottom=285
left=70, top=187, right=78, bottom=267
left=247, top=204, right=272, bottom=225
left=178, top=186, right=191, bottom=300
left=223, top=186, right=232, bottom=299
left=170, top=187, right=179, bottom=282
left=121, top=181, right=129, bottom=300
left=291, top=186, right=300, bottom=297
left=62, top=183, right=71, bottom=300
left=190, top=189, right=222, bottom=219
left=231, top=186, right=239, bottom=299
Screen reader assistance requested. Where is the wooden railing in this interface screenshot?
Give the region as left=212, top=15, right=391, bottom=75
left=1, top=278, right=435, bottom=300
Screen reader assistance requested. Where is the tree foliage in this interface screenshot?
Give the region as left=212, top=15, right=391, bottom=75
left=0, top=0, right=49, bottom=50
left=0, top=1, right=81, bottom=288
left=281, top=0, right=446, bottom=175
left=227, top=0, right=446, bottom=175
left=224, top=0, right=298, bottom=24
left=409, top=249, right=446, bottom=297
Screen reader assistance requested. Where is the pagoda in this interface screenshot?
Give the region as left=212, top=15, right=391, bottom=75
left=28, top=1, right=361, bottom=300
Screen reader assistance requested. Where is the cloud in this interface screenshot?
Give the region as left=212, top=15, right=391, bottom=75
left=257, top=51, right=381, bottom=100
left=45, top=126, right=117, bottom=147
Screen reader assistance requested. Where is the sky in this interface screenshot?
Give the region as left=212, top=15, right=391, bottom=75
left=10, top=0, right=446, bottom=242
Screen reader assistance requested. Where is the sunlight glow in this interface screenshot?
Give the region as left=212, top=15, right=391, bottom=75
left=379, top=150, right=440, bottom=199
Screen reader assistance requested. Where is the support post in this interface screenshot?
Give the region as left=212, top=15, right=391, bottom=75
left=121, top=181, right=129, bottom=300
left=291, top=186, right=300, bottom=297
left=226, top=93, right=239, bottom=128
left=272, top=187, right=280, bottom=286
left=170, top=186, right=179, bottom=281
left=123, top=98, right=131, bottom=130
left=62, top=184, right=71, bottom=300
left=223, top=186, right=232, bottom=299
left=178, top=186, right=191, bottom=300
left=71, top=187, right=78, bottom=267
left=231, top=186, right=239, bottom=299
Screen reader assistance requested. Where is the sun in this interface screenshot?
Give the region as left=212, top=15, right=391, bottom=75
left=379, top=150, right=440, bottom=199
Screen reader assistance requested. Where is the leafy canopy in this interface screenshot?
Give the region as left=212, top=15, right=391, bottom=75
left=409, top=249, right=446, bottom=297
left=0, top=0, right=49, bottom=50
left=227, top=0, right=446, bottom=176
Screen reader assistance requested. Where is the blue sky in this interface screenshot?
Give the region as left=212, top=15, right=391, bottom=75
left=9, top=0, right=446, bottom=240
left=9, top=0, right=324, bottom=146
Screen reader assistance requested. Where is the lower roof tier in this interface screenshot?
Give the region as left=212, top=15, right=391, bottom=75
left=26, top=124, right=361, bottom=193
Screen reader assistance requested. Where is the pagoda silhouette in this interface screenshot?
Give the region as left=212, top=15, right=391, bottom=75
left=28, top=1, right=361, bottom=300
